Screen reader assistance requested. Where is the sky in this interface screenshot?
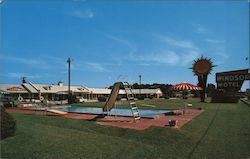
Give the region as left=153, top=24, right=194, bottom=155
left=0, top=0, right=249, bottom=90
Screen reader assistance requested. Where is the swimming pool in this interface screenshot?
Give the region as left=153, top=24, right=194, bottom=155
left=49, top=105, right=172, bottom=117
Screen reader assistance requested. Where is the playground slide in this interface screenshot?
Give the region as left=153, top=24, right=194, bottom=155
left=103, top=82, right=123, bottom=112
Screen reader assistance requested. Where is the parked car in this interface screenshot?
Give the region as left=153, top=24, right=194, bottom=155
left=76, top=96, right=87, bottom=103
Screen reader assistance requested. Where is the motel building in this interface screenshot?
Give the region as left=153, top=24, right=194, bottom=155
left=0, top=81, right=162, bottom=103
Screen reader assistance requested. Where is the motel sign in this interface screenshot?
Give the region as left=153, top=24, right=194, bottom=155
left=216, top=69, right=250, bottom=91
left=212, top=69, right=250, bottom=103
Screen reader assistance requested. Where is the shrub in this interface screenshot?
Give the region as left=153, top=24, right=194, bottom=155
left=68, top=95, right=76, bottom=104
left=98, top=96, right=107, bottom=102
left=116, top=96, right=121, bottom=101
left=75, top=98, right=80, bottom=103
left=0, top=97, right=12, bottom=107
left=138, top=96, right=145, bottom=100
left=13, top=100, right=21, bottom=107
left=42, top=99, right=48, bottom=105
left=182, top=96, right=188, bottom=99
left=164, top=95, right=169, bottom=99
left=1, top=106, right=16, bottom=140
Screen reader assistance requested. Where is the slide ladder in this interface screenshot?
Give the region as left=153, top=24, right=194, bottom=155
left=123, top=82, right=141, bottom=122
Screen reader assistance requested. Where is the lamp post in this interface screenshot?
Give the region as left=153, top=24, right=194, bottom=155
left=67, top=58, right=71, bottom=102
left=139, top=75, right=141, bottom=98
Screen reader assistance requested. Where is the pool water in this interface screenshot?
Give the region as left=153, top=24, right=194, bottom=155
left=49, top=105, right=172, bottom=117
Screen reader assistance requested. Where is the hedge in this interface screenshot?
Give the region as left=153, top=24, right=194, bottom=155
left=1, top=106, right=16, bottom=140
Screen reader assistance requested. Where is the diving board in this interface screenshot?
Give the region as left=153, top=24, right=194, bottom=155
left=46, top=109, right=68, bottom=115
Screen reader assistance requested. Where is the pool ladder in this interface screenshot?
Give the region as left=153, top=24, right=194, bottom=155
left=123, top=82, right=141, bottom=122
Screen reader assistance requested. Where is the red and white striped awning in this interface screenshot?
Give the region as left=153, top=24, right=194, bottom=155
left=7, top=87, right=24, bottom=91
left=170, top=82, right=203, bottom=91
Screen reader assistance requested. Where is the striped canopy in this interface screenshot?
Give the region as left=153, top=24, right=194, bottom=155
left=170, top=82, right=203, bottom=91
left=7, top=87, right=23, bottom=91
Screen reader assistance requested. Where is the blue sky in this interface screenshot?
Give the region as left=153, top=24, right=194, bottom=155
left=0, top=0, right=249, bottom=90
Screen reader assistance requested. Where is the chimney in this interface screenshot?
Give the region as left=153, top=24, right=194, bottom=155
left=58, top=81, right=63, bottom=87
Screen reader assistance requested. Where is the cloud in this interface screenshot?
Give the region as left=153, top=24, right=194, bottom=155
left=140, top=50, right=180, bottom=65
left=104, top=33, right=137, bottom=54
left=157, top=35, right=199, bottom=50
left=2, top=56, right=45, bottom=65
left=0, top=72, right=41, bottom=79
left=72, top=9, right=94, bottom=19
left=0, top=55, right=50, bottom=70
left=134, top=50, right=199, bottom=66
left=86, top=62, right=105, bottom=72
left=72, top=0, right=86, bottom=2
left=204, top=39, right=229, bottom=59
left=137, top=35, right=201, bottom=66
left=194, top=24, right=209, bottom=34
left=215, top=52, right=229, bottom=59
left=102, top=33, right=137, bottom=63
left=182, top=51, right=200, bottom=65
left=205, top=39, right=225, bottom=44
left=101, top=33, right=200, bottom=67
left=1, top=55, right=70, bottom=70
left=45, top=56, right=66, bottom=64
left=69, top=61, right=108, bottom=72
left=105, top=34, right=130, bottom=46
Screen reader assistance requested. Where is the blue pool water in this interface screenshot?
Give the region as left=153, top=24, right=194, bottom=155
left=49, top=105, right=172, bottom=117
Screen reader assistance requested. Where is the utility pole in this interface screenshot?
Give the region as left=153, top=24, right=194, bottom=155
left=139, top=75, right=141, bottom=98
left=67, top=58, right=71, bottom=102
left=248, top=56, right=250, bottom=89
left=247, top=56, right=250, bottom=100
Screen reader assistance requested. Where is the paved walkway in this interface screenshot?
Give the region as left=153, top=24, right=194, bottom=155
left=96, top=109, right=204, bottom=130
left=6, top=108, right=204, bottom=130
left=6, top=108, right=59, bottom=116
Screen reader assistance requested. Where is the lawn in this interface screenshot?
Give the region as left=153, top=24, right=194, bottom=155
left=74, top=97, right=202, bottom=109
left=1, top=99, right=250, bottom=159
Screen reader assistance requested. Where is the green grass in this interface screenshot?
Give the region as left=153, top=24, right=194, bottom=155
left=1, top=99, right=250, bottom=159
left=74, top=98, right=204, bottom=109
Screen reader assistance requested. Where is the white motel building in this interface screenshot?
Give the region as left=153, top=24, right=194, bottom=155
left=0, top=81, right=162, bottom=103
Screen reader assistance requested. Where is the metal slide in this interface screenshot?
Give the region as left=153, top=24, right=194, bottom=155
left=103, top=82, right=122, bottom=112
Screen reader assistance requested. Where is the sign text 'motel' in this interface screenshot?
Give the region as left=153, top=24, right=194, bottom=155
left=216, top=69, right=250, bottom=90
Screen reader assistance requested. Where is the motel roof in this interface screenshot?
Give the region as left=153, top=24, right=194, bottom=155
left=28, top=83, right=90, bottom=93
left=0, top=83, right=162, bottom=95
left=0, top=84, right=28, bottom=93
left=87, top=88, right=162, bottom=95
left=87, top=88, right=111, bottom=94
left=119, top=89, right=162, bottom=95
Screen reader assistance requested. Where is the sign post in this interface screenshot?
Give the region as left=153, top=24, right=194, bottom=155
left=191, top=57, right=215, bottom=102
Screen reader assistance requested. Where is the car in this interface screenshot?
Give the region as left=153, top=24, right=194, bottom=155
left=76, top=97, right=87, bottom=103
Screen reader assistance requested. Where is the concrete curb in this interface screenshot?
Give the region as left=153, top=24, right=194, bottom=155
left=240, top=99, right=250, bottom=106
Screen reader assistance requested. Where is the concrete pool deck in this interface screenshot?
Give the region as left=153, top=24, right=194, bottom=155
left=6, top=107, right=204, bottom=130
